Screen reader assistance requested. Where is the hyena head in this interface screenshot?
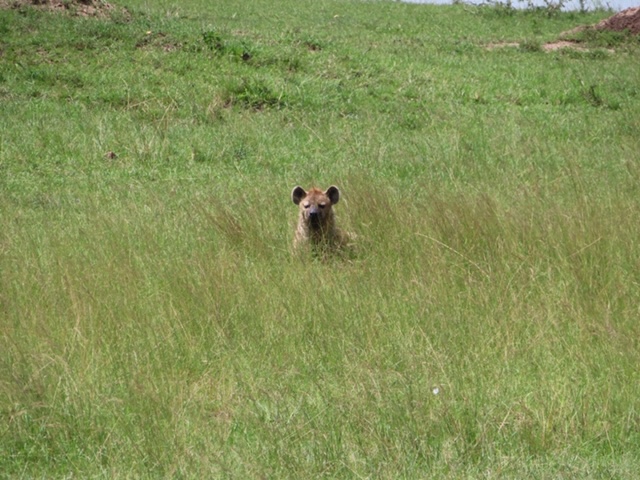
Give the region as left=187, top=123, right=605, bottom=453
left=291, top=185, right=340, bottom=232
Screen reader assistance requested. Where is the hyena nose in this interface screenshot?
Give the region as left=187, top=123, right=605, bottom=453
left=308, top=209, right=321, bottom=223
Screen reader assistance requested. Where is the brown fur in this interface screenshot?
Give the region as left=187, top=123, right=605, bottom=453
left=291, top=185, right=351, bottom=252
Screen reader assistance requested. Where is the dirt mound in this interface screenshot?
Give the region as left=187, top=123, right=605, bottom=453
left=594, top=7, right=640, bottom=35
left=0, top=0, right=123, bottom=17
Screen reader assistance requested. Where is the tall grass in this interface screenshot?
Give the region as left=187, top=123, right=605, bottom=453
left=3, top=180, right=640, bottom=476
left=1, top=0, right=640, bottom=477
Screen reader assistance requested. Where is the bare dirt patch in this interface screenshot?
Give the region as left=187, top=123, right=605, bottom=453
left=542, top=40, right=590, bottom=51
left=486, top=41, right=520, bottom=50
left=486, top=40, right=595, bottom=52
left=0, top=0, right=127, bottom=18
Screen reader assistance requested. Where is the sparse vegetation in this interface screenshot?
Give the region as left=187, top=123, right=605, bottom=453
left=1, top=0, right=639, bottom=477
left=566, top=25, right=639, bottom=46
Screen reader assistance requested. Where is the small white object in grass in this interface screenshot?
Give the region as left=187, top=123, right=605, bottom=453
left=432, top=387, right=440, bottom=395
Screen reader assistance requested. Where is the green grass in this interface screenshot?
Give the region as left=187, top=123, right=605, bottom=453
left=1, top=0, right=640, bottom=477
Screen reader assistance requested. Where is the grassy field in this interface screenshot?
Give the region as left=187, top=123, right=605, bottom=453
left=2, top=0, right=640, bottom=477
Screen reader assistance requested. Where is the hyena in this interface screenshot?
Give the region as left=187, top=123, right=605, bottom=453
left=291, top=185, right=352, bottom=253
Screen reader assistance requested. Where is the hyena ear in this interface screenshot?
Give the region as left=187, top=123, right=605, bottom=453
left=325, top=185, right=340, bottom=205
left=291, top=186, right=307, bottom=205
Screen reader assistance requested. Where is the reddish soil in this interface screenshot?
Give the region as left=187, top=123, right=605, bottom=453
left=593, top=7, right=640, bottom=35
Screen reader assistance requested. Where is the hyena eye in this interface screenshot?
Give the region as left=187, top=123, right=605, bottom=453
left=319, top=203, right=326, bottom=208
left=303, top=203, right=310, bottom=209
